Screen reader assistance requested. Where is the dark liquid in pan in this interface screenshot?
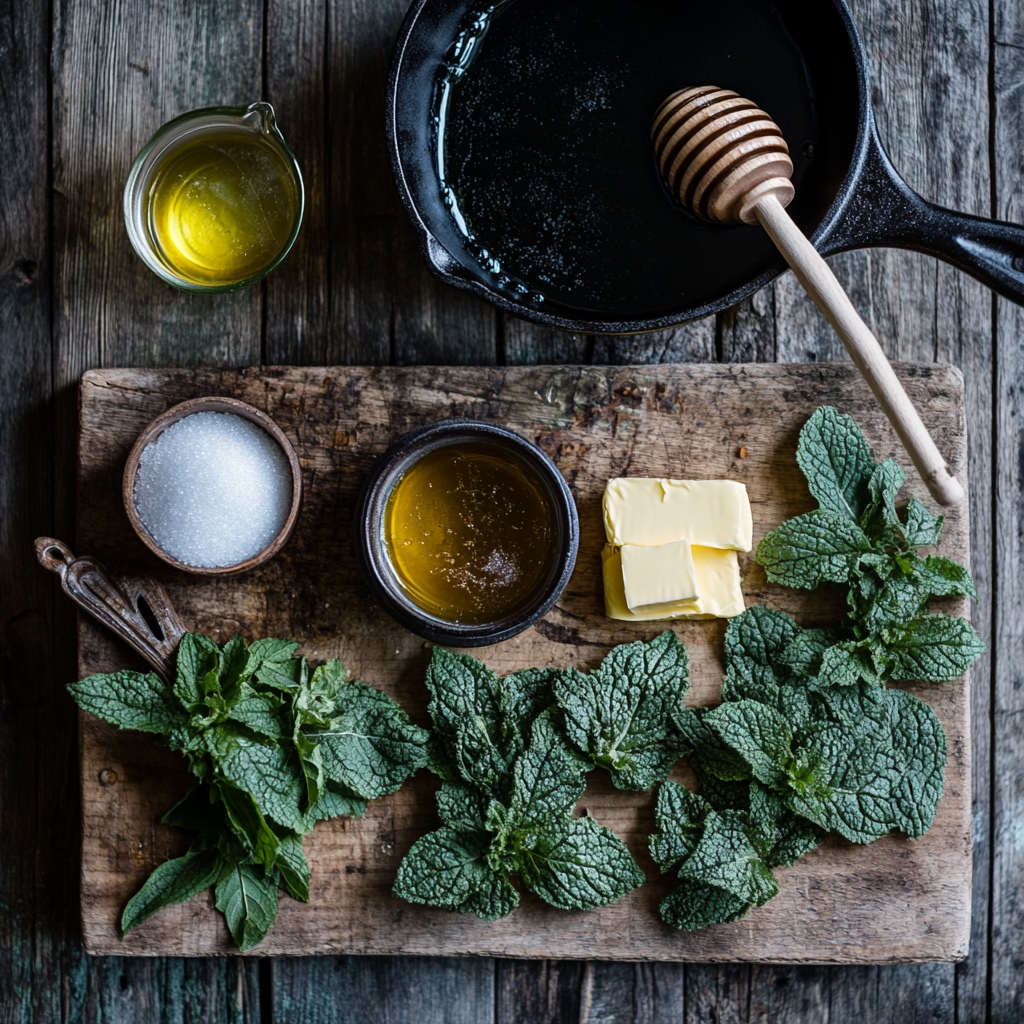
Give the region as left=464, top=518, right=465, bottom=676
left=439, top=0, right=818, bottom=316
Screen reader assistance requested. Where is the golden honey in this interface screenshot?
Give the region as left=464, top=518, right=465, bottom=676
left=146, top=128, right=300, bottom=286
left=384, top=443, right=557, bottom=624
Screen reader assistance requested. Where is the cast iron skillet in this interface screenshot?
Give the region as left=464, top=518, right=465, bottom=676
left=387, top=0, right=1024, bottom=334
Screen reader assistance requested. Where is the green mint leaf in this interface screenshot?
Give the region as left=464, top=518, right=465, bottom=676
left=880, top=615, right=986, bottom=681
left=245, top=638, right=300, bottom=686
left=756, top=510, right=872, bottom=589
left=678, top=811, right=778, bottom=907
left=175, top=633, right=220, bottom=709
left=311, top=681, right=429, bottom=800
left=819, top=678, right=888, bottom=726
left=747, top=783, right=825, bottom=867
left=518, top=815, right=644, bottom=911
left=779, top=628, right=844, bottom=677
left=254, top=651, right=305, bottom=692
left=724, top=606, right=802, bottom=687
left=508, top=712, right=586, bottom=827
left=659, top=878, right=750, bottom=930
left=227, top=690, right=285, bottom=740
left=67, top=670, right=185, bottom=734
left=120, top=845, right=223, bottom=937
left=273, top=832, right=310, bottom=902
left=218, top=739, right=307, bottom=833
left=904, top=498, right=944, bottom=548
left=214, top=863, right=279, bottom=952
left=392, top=827, right=512, bottom=917
left=911, top=556, right=977, bottom=600
left=703, top=701, right=794, bottom=790
left=817, top=642, right=881, bottom=689
left=426, top=648, right=502, bottom=744
left=848, top=570, right=930, bottom=634
left=649, top=781, right=713, bottom=872
left=305, top=780, right=366, bottom=823
left=555, top=631, right=689, bottom=791
left=860, top=458, right=905, bottom=535
left=214, top=781, right=280, bottom=868
left=883, top=689, right=946, bottom=838
left=693, top=767, right=752, bottom=814
left=436, top=782, right=491, bottom=830
left=674, top=708, right=752, bottom=782
left=787, top=722, right=896, bottom=843
left=500, top=667, right=560, bottom=747
left=795, top=406, right=877, bottom=520
left=218, top=634, right=249, bottom=704
left=455, top=872, right=520, bottom=920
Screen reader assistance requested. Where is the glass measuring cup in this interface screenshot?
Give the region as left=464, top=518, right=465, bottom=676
left=123, top=102, right=305, bottom=292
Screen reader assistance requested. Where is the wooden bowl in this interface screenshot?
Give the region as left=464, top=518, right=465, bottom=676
left=122, top=396, right=303, bottom=576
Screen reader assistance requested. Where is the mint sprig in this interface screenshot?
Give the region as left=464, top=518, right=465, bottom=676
left=69, top=632, right=429, bottom=950
left=393, top=647, right=647, bottom=920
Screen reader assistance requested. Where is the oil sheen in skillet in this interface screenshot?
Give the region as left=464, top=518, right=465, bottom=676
left=384, top=442, right=557, bottom=625
left=437, top=0, right=817, bottom=316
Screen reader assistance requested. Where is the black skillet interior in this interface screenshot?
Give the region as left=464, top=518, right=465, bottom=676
left=389, top=0, right=863, bottom=331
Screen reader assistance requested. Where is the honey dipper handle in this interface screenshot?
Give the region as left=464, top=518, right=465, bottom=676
left=752, top=194, right=965, bottom=507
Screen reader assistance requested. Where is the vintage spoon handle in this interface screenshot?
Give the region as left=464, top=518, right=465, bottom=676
left=35, top=537, right=186, bottom=681
left=752, top=194, right=964, bottom=506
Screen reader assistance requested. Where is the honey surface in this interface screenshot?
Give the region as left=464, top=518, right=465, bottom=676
left=384, top=443, right=557, bottom=624
left=147, top=128, right=299, bottom=286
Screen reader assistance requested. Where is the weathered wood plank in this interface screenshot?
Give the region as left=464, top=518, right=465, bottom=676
left=0, top=2, right=82, bottom=1022
left=75, top=363, right=970, bottom=961
left=991, top=1, right=1024, bottom=1018
left=269, top=956, right=495, bottom=1024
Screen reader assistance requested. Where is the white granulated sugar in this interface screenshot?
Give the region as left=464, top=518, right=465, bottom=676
left=134, top=411, right=292, bottom=568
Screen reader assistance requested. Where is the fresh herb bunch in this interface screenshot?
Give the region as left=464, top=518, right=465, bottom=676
left=69, top=632, right=429, bottom=950
left=392, top=643, right=675, bottom=920
left=652, top=405, right=984, bottom=932
left=756, top=406, right=984, bottom=685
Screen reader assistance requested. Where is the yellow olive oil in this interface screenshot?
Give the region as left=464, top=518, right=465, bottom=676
left=146, top=128, right=300, bottom=286
left=384, top=443, right=558, bottom=624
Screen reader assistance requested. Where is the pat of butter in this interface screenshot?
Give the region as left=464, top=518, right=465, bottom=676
left=603, top=479, right=753, bottom=551
left=602, top=544, right=745, bottom=621
left=620, top=540, right=699, bottom=614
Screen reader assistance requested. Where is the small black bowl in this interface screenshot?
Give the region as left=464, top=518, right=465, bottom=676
left=353, top=419, right=579, bottom=647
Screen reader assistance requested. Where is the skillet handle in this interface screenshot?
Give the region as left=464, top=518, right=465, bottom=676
left=819, top=127, right=1024, bottom=305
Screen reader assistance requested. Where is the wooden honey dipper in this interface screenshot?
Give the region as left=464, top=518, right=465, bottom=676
left=653, top=86, right=964, bottom=506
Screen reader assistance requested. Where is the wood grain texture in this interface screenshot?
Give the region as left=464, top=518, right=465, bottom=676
left=991, top=0, right=1024, bottom=1018
left=75, top=363, right=971, bottom=962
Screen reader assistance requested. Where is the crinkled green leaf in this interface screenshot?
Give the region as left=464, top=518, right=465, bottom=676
left=674, top=708, right=752, bottom=782
left=860, top=458, right=905, bottom=534
left=649, top=781, right=713, bottom=872
left=507, top=713, right=586, bottom=827
left=883, top=689, right=947, bottom=838
left=756, top=511, right=872, bottom=589
left=795, top=406, right=877, bottom=520
left=912, top=556, right=977, bottom=600
left=747, top=782, right=825, bottom=867
left=312, top=681, right=429, bottom=800
left=214, top=780, right=280, bottom=868
left=273, top=832, right=310, bottom=902
left=703, top=701, right=793, bottom=790
left=214, top=863, right=279, bottom=951
left=120, top=845, right=223, bottom=937
left=724, top=606, right=802, bottom=688
left=227, top=690, right=285, bottom=740
left=67, top=671, right=185, bottom=734
left=436, top=782, right=490, bottom=830
left=392, top=827, right=503, bottom=913
left=304, top=780, right=366, bottom=823
left=848, top=570, right=930, bottom=634
left=880, top=615, right=986, bottom=681
left=218, top=739, right=307, bottom=832
left=817, top=642, right=881, bottom=689
left=778, top=628, right=843, bottom=678
left=903, top=498, right=944, bottom=548
left=456, top=872, right=521, bottom=920
left=555, top=631, right=689, bottom=790
left=659, top=878, right=751, bottom=930
left=217, top=634, right=249, bottom=704
left=678, top=810, right=778, bottom=907
left=519, top=815, right=644, bottom=911
left=175, top=633, right=220, bottom=709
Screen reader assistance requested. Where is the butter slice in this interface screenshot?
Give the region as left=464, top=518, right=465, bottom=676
left=603, top=544, right=745, bottom=621
left=621, top=539, right=698, bottom=615
left=603, top=479, right=753, bottom=551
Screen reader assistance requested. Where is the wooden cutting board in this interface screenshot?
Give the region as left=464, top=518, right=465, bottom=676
left=76, top=363, right=971, bottom=961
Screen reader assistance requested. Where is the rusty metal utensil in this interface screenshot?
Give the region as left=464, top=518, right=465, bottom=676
left=35, top=537, right=185, bottom=681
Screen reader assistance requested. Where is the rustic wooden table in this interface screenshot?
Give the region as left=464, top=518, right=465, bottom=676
left=1, top=0, right=1020, bottom=1020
